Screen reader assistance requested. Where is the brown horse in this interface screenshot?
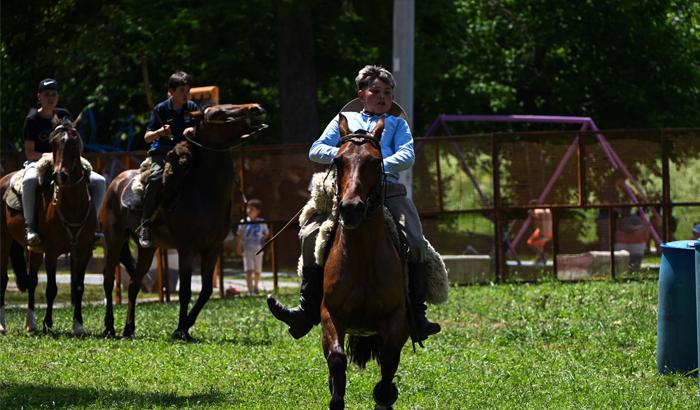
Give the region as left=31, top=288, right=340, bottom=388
left=0, top=122, right=96, bottom=335
left=100, top=103, right=266, bottom=340
left=320, top=115, right=409, bottom=410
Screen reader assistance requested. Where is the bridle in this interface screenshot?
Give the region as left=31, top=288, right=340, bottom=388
left=49, top=125, right=93, bottom=246
left=334, top=134, right=386, bottom=226
left=182, top=109, right=268, bottom=152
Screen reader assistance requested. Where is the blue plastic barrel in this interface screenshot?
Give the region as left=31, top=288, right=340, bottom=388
left=657, top=240, right=697, bottom=374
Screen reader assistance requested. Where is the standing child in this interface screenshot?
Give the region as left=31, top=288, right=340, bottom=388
left=236, top=199, right=269, bottom=295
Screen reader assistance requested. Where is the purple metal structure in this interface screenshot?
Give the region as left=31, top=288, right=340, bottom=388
left=422, top=114, right=663, bottom=257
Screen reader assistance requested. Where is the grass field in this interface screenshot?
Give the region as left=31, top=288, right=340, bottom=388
left=1, top=280, right=698, bottom=409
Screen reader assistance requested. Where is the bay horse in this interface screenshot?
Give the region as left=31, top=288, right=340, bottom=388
left=321, top=114, right=409, bottom=409
left=100, top=103, right=266, bottom=340
left=0, top=122, right=96, bottom=335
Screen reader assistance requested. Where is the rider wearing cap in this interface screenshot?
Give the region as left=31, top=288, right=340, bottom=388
left=22, top=78, right=106, bottom=246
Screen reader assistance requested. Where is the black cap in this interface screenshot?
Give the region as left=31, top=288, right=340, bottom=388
left=38, top=78, right=58, bottom=92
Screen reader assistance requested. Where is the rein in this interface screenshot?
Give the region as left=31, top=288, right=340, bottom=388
left=184, top=121, right=269, bottom=152
left=52, top=174, right=92, bottom=246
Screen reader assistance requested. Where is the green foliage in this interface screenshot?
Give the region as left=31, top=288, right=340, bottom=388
left=1, top=281, right=698, bottom=408
left=3, top=0, right=699, bottom=152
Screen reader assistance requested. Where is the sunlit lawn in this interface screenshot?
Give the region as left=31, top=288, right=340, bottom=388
left=1, top=280, right=698, bottom=409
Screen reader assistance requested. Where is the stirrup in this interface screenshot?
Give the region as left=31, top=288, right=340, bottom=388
left=26, top=230, right=40, bottom=245
left=138, top=225, right=152, bottom=248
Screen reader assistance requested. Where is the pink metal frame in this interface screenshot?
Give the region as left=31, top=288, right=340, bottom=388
left=422, top=115, right=663, bottom=256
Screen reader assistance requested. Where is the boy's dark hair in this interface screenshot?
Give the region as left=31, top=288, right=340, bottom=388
left=168, top=71, right=192, bottom=90
left=247, top=198, right=262, bottom=211
left=355, top=65, right=396, bottom=90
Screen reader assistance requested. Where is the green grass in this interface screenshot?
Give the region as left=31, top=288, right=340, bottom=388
left=1, top=281, right=698, bottom=409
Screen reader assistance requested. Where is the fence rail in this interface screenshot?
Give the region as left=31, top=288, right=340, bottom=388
left=3, top=127, right=700, bottom=289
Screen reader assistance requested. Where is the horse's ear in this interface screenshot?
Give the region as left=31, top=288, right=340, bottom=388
left=369, top=117, right=385, bottom=141
left=72, top=112, right=83, bottom=128
left=338, top=114, right=350, bottom=137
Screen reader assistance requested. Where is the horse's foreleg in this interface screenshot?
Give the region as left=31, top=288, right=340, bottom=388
left=24, top=251, right=42, bottom=334
left=42, top=255, right=58, bottom=334
left=322, top=308, right=347, bottom=410
left=70, top=250, right=90, bottom=337
left=173, top=249, right=194, bottom=340
left=373, top=317, right=409, bottom=410
left=123, top=246, right=155, bottom=339
left=183, top=248, right=218, bottom=335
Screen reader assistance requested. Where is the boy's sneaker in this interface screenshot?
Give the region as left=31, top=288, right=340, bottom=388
left=139, top=225, right=152, bottom=248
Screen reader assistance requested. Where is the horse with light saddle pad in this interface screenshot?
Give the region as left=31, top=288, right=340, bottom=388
left=100, top=103, right=267, bottom=340
left=0, top=123, right=97, bottom=336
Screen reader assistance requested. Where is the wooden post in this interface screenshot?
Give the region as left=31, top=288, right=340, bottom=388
left=215, top=254, right=224, bottom=298
left=271, top=224, right=278, bottom=292
left=492, top=134, right=505, bottom=282
left=156, top=248, right=164, bottom=303
left=552, top=209, right=559, bottom=280
left=162, top=249, right=171, bottom=302
left=661, top=129, right=670, bottom=244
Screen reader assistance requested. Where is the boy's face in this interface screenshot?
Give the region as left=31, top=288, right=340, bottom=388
left=246, top=205, right=260, bottom=219
left=37, top=89, right=59, bottom=110
left=169, top=85, right=191, bottom=106
left=358, top=79, right=394, bottom=115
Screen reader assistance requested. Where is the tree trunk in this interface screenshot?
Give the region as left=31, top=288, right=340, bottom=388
left=276, top=2, right=319, bottom=143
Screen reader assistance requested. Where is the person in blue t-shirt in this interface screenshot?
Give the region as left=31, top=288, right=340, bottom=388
left=236, top=199, right=270, bottom=295
left=138, top=71, right=199, bottom=248
left=267, top=65, right=441, bottom=341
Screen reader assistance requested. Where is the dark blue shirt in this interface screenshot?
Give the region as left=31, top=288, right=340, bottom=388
left=23, top=108, right=72, bottom=153
left=146, top=98, right=199, bottom=153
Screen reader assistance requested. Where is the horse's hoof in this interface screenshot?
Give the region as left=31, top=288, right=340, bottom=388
left=43, top=318, right=53, bottom=334
left=329, top=397, right=345, bottom=410
left=73, top=320, right=87, bottom=337
left=373, top=382, right=398, bottom=409
left=103, top=328, right=116, bottom=339
left=24, top=310, right=38, bottom=334
left=122, top=326, right=136, bottom=340
left=172, top=329, right=189, bottom=341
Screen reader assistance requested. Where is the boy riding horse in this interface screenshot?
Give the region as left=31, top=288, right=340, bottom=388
left=138, top=71, right=199, bottom=248
left=267, top=65, right=441, bottom=342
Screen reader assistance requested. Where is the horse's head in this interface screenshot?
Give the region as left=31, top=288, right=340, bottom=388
left=49, top=120, right=84, bottom=186
left=335, top=113, right=385, bottom=229
left=194, top=103, right=267, bottom=150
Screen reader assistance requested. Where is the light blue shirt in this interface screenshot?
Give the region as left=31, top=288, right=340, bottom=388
left=309, top=111, right=415, bottom=182
left=236, top=217, right=269, bottom=251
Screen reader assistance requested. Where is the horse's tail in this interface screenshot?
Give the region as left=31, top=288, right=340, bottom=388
left=10, top=240, right=28, bottom=292
left=346, top=335, right=381, bottom=369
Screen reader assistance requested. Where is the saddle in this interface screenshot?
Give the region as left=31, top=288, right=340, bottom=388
left=120, top=142, right=193, bottom=211
left=4, top=154, right=93, bottom=211
left=299, top=171, right=449, bottom=305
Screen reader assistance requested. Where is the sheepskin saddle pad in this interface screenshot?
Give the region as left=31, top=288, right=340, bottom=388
left=120, top=157, right=153, bottom=210
left=299, top=171, right=449, bottom=305
left=5, top=154, right=93, bottom=211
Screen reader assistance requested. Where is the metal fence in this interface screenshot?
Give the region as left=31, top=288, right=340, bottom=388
left=3, top=128, right=700, bottom=287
